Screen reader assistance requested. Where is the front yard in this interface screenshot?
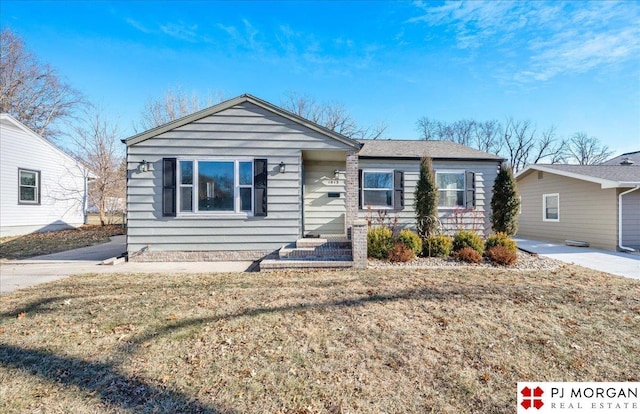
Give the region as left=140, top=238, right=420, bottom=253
left=0, top=225, right=125, bottom=260
left=1, top=266, right=638, bottom=413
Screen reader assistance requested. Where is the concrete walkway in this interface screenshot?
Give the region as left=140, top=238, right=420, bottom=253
left=0, top=236, right=254, bottom=294
left=25, top=235, right=128, bottom=262
left=515, top=238, right=640, bottom=280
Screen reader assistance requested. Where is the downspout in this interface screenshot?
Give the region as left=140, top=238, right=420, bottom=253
left=619, top=185, right=640, bottom=252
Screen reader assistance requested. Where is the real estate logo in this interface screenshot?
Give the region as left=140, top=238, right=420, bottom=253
left=521, top=385, right=544, bottom=410
left=517, top=382, right=639, bottom=413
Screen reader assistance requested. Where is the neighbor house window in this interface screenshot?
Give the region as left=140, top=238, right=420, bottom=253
left=362, top=170, right=393, bottom=209
left=543, top=193, right=559, bottom=222
left=436, top=171, right=465, bottom=208
left=18, top=168, right=40, bottom=204
left=177, top=160, right=253, bottom=214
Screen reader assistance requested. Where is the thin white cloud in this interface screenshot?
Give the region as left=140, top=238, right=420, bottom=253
left=160, top=21, right=199, bottom=42
left=217, top=19, right=264, bottom=52
left=125, top=18, right=152, bottom=34
left=408, top=1, right=640, bottom=83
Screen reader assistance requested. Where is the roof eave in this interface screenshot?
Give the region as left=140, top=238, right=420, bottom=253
left=359, top=155, right=504, bottom=162
left=516, top=165, right=637, bottom=189
left=601, top=181, right=640, bottom=189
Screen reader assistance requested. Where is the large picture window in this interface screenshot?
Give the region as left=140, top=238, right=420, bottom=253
left=177, top=160, right=254, bottom=214
left=543, top=193, right=559, bottom=222
left=436, top=171, right=465, bottom=208
left=362, top=171, right=393, bottom=209
left=18, top=168, right=40, bottom=204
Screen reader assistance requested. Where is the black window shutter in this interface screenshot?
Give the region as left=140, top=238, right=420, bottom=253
left=465, top=171, right=476, bottom=209
left=254, top=158, right=268, bottom=216
left=162, top=158, right=176, bottom=217
left=358, top=169, right=363, bottom=209
left=394, top=170, right=404, bottom=210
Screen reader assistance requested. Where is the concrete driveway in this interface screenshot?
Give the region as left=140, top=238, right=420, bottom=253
left=515, top=238, right=640, bottom=280
left=0, top=236, right=254, bottom=294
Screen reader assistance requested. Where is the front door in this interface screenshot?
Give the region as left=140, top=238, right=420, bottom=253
left=302, top=160, right=346, bottom=236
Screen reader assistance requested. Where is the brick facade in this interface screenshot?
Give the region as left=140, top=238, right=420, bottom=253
left=345, top=150, right=359, bottom=237
left=129, top=249, right=277, bottom=262
left=351, top=219, right=368, bottom=269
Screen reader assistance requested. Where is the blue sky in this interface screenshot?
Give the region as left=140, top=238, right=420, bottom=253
left=2, top=0, right=639, bottom=156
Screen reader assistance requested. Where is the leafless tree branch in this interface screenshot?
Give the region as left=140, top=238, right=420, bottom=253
left=0, top=28, right=85, bottom=141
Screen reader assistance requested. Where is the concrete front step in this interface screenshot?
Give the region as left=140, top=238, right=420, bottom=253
left=296, top=237, right=350, bottom=248
left=279, top=246, right=353, bottom=260
left=260, top=259, right=353, bottom=272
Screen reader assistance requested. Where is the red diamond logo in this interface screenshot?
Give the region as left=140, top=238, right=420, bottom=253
left=521, top=386, right=544, bottom=410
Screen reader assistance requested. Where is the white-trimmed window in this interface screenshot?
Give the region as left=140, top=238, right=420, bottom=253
left=18, top=168, right=40, bottom=204
left=362, top=170, right=393, bottom=209
left=177, top=160, right=254, bottom=215
left=543, top=193, right=559, bottom=222
left=436, top=170, right=465, bottom=208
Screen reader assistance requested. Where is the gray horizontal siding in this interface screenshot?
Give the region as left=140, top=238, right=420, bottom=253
left=517, top=171, right=618, bottom=250
left=357, top=159, right=499, bottom=235
left=126, top=102, right=353, bottom=255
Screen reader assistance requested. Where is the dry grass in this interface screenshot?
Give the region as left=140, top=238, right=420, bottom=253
left=0, top=225, right=125, bottom=260
left=1, top=265, right=638, bottom=413
left=86, top=213, right=126, bottom=226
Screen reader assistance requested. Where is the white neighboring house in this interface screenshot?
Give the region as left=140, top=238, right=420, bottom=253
left=0, top=113, right=90, bottom=237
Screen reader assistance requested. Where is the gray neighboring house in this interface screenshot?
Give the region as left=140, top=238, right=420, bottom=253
left=601, top=150, right=640, bottom=166
left=123, top=94, right=503, bottom=264
left=515, top=162, right=640, bottom=252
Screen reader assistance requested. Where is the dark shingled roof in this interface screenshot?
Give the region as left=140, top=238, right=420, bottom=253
left=525, top=164, right=640, bottom=184
left=601, top=151, right=640, bottom=166
left=357, top=139, right=504, bottom=160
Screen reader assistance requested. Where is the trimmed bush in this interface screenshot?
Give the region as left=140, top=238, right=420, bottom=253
left=452, top=230, right=485, bottom=255
left=485, top=232, right=517, bottom=253
left=491, top=163, right=520, bottom=236
left=397, top=229, right=422, bottom=255
left=454, top=247, right=483, bottom=264
left=415, top=157, right=439, bottom=238
left=367, top=226, right=394, bottom=259
left=423, top=234, right=453, bottom=257
left=486, top=245, right=518, bottom=266
left=388, top=242, right=415, bottom=263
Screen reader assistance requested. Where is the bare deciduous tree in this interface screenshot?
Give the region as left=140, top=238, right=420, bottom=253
left=503, top=118, right=565, bottom=172
left=134, top=86, right=224, bottom=132
left=416, top=114, right=568, bottom=171
left=72, top=109, right=126, bottom=226
left=473, top=120, right=502, bottom=154
left=281, top=91, right=387, bottom=139
left=451, top=119, right=476, bottom=146
left=416, top=116, right=440, bottom=140
left=563, top=132, right=613, bottom=165
left=0, top=28, right=85, bottom=140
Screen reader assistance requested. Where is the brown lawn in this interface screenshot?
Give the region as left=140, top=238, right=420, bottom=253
left=0, top=225, right=125, bottom=260
left=0, top=265, right=638, bottom=413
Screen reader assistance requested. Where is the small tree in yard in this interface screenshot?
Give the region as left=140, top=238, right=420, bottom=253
left=415, top=157, right=439, bottom=239
left=491, top=163, right=520, bottom=236
left=72, top=109, right=126, bottom=226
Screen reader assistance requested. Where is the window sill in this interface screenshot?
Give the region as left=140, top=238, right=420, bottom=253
left=176, top=213, right=252, bottom=219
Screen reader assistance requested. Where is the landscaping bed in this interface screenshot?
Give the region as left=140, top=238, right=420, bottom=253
left=370, top=250, right=561, bottom=270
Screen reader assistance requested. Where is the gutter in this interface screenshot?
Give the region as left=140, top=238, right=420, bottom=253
left=619, top=185, right=640, bottom=252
